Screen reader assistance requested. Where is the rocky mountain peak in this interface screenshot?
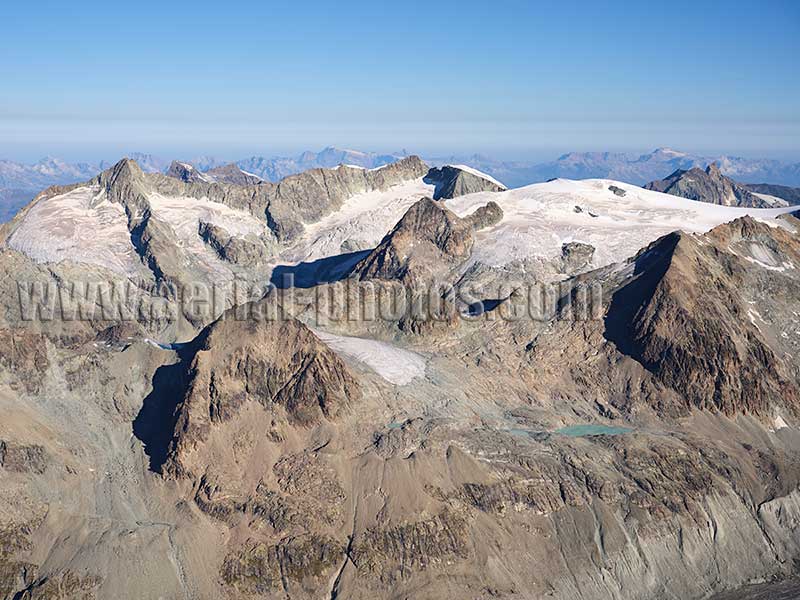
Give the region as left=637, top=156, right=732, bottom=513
left=101, top=157, right=146, bottom=181
left=158, top=303, right=361, bottom=477
left=165, top=160, right=214, bottom=184
left=605, top=218, right=800, bottom=416
left=425, top=165, right=506, bottom=199
left=350, top=197, right=477, bottom=285
left=126, top=152, right=169, bottom=173
left=95, top=157, right=149, bottom=207
left=377, top=154, right=427, bottom=177
left=644, top=162, right=772, bottom=207
left=465, top=200, right=503, bottom=230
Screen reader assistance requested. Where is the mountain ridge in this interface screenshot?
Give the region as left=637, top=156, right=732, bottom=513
left=3, top=147, right=800, bottom=223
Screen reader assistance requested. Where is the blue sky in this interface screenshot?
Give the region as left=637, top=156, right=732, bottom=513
left=1, top=0, right=798, bottom=161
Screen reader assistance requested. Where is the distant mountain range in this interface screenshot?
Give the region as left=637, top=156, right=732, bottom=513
left=236, top=147, right=403, bottom=181
left=2, top=147, right=800, bottom=223
left=0, top=157, right=104, bottom=222
left=0, top=156, right=101, bottom=190
left=430, top=148, right=800, bottom=189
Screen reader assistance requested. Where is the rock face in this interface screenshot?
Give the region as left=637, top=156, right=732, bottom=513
left=644, top=163, right=772, bottom=207
left=559, top=241, right=595, bottom=273
left=221, top=535, right=345, bottom=597
left=165, top=160, right=214, bottom=184
left=465, top=200, right=503, bottom=230
left=0, top=155, right=432, bottom=335
left=205, top=163, right=264, bottom=185
left=103, top=155, right=429, bottom=245
left=605, top=217, right=800, bottom=416
left=197, top=220, right=273, bottom=266
left=266, top=156, right=429, bottom=241
left=160, top=301, right=361, bottom=476
left=159, top=156, right=427, bottom=243
left=0, top=440, right=46, bottom=474
left=425, top=165, right=506, bottom=200
left=350, top=197, right=475, bottom=284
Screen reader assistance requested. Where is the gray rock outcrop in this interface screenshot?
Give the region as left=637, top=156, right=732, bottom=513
left=608, top=185, right=626, bottom=197
left=165, top=160, right=213, bottom=184
left=204, top=163, right=264, bottom=185
left=425, top=165, right=506, bottom=200
left=604, top=216, right=800, bottom=415
left=559, top=241, right=595, bottom=273
left=349, top=197, right=475, bottom=284
left=135, top=156, right=429, bottom=243
left=465, top=200, right=503, bottom=230
left=198, top=220, right=273, bottom=266
left=742, top=182, right=800, bottom=205
left=644, top=163, right=772, bottom=207
left=161, top=301, right=361, bottom=477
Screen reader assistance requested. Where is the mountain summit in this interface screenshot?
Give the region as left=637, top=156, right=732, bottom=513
left=644, top=163, right=783, bottom=207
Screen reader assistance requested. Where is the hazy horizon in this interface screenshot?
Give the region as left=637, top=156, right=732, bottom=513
left=2, top=1, right=798, bottom=164
left=2, top=141, right=800, bottom=167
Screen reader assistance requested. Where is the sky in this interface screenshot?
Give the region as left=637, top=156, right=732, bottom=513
left=1, top=0, right=798, bottom=162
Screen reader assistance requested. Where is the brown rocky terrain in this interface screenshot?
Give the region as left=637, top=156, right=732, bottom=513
left=605, top=218, right=800, bottom=416
left=158, top=301, right=361, bottom=478
left=0, top=163, right=799, bottom=600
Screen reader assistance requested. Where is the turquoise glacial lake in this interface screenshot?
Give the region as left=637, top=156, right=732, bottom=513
left=555, top=424, right=632, bottom=437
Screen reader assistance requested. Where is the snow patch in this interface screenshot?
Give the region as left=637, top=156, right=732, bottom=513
left=311, top=328, right=426, bottom=385
left=6, top=184, right=269, bottom=280
left=6, top=186, right=141, bottom=275
left=178, top=162, right=216, bottom=183
left=145, top=191, right=269, bottom=280
left=146, top=192, right=266, bottom=238
left=742, top=256, right=787, bottom=272
left=239, top=169, right=263, bottom=180
left=747, top=309, right=764, bottom=329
